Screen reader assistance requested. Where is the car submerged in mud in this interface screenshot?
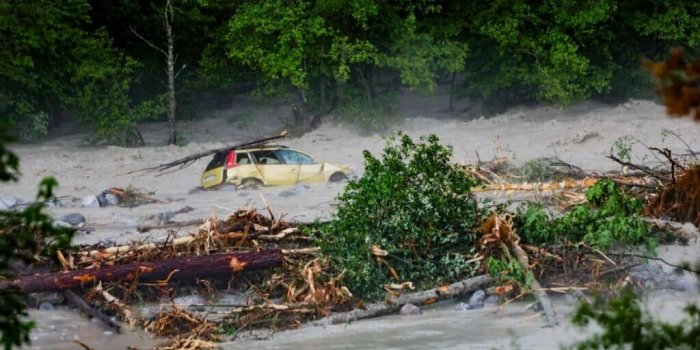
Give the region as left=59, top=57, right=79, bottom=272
left=200, top=145, right=352, bottom=189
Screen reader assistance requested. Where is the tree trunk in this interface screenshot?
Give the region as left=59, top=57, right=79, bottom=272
left=312, top=275, right=494, bottom=326
left=165, top=0, right=177, bottom=145
left=5, top=250, right=283, bottom=294
left=449, top=72, right=456, bottom=112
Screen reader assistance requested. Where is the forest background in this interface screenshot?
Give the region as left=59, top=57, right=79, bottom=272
left=2, top=0, right=699, bottom=144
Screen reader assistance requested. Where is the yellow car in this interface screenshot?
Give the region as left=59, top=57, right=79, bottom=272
left=200, top=145, right=352, bottom=189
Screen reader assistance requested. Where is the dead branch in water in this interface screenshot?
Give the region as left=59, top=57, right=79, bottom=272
left=311, top=275, right=495, bottom=326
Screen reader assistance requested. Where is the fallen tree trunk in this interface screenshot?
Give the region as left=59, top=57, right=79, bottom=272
left=311, top=275, right=494, bottom=326
left=510, top=244, right=558, bottom=327
left=5, top=250, right=282, bottom=294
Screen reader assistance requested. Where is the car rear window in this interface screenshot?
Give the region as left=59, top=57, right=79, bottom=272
left=205, top=152, right=227, bottom=171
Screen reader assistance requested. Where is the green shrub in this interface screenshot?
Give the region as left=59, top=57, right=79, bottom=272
left=515, top=179, right=655, bottom=252
left=0, top=125, right=74, bottom=349
left=567, top=288, right=700, bottom=350
left=13, top=112, right=49, bottom=142
left=486, top=256, right=533, bottom=288
left=316, top=133, right=483, bottom=300
left=333, top=89, right=397, bottom=135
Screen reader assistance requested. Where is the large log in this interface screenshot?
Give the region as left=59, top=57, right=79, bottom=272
left=311, top=275, right=495, bottom=326
left=4, top=250, right=282, bottom=294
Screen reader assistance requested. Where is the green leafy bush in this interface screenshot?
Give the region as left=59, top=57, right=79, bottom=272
left=567, top=288, right=700, bottom=350
left=515, top=179, right=655, bottom=251
left=13, top=112, right=49, bottom=142
left=486, top=256, right=533, bottom=288
left=0, top=125, right=74, bottom=349
left=316, top=133, right=483, bottom=300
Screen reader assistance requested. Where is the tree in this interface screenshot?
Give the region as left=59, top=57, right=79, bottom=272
left=131, top=0, right=181, bottom=145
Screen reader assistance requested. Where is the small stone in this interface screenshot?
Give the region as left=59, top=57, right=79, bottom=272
left=81, top=196, right=100, bottom=208
left=400, top=303, right=422, bottom=316
left=38, top=302, right=55, bottom=311
left=104, top=193, right=120, bottom=206
left=61, top=213, right=86, bottom=226
left=103, top=331, right=114, bottom=336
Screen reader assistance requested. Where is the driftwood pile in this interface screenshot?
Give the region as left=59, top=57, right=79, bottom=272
left=2, top=208, right=488, bottom=349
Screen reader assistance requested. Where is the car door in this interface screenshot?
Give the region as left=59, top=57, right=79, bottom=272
left=275, top=149, right=324, bottom=183
left=224, top=151, right=262, bottom=184
left=250, top=150, right=293, bottom=185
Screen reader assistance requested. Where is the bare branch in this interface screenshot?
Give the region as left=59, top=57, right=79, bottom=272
left=130, top=26, right=167, bottom=57
left=174, top=63, right=187, bottom=80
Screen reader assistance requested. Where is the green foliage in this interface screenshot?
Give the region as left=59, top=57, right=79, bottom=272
left=316, top=133, right=483, bottom=300
left=71, top=30, right=151, bottom=146
left=486, top=256, right=533, bottom=288
left=0, top=125, right=74, bottom=349
left=12, top=113, right=49, bottom=142
left=333, top=89, right=397, bottom=135
left=378, top=12, right=467, bottom=92
left=567, top=288, right=700, bottom=350
left=515, top=179, right=655, bottom=251
left=611, top=136, right=633, bottom=162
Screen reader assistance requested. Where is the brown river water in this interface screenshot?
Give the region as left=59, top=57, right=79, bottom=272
left=20, top=289, right=700, bottom=350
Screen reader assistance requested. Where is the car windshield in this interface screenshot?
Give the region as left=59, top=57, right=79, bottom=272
left=276, top=149, right=316, bottom=165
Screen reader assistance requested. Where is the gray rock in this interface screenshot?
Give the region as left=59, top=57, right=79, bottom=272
left=38, top=302, right=55, bottom=311
left=468, top=290, right=486, bottom=307
left=103, top=331, right=114, bottom=336
left=104, top=193, right=120, bottom=206
left=400, top=303, right=422, bottom=316
left=61, top=213, right=86, bottom=226
left=81, top=196, right=100, bottom=208
left=484, top=295, right=500, bottom=305
left=96, top=194, right=108, bottom=207
left=52, top=220, right=72, bottom=229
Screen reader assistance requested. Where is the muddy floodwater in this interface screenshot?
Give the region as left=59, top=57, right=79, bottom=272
left=21, top=309, right=159, bottom=350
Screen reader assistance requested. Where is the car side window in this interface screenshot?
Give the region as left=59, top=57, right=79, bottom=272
left=236, top=152, right=251, bottom=164
left=251, top=150, right=281, bottom=165
left=276, top=150, right=316, bottom=165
